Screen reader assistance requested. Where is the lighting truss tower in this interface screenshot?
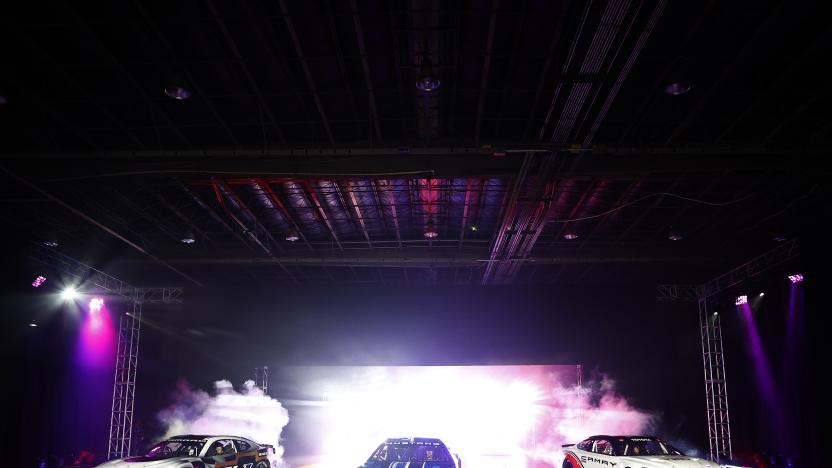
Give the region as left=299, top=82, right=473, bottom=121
left=28, top=244, right=183, bottom=460
left=109, top=294, right=143, bottom=460
left=699, top=300, right=732, bottom=461
left=255, top=366, right=269, bottom=395
left=656, top=238, right=799, bottom=462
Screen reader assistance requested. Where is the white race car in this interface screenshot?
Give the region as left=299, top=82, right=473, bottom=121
left=562, top=435, right=719, bottom=468
left=96, top=435, right=277, bottom=468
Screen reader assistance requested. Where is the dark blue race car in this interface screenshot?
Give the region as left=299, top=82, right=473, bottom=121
left=361, top=437, right=461, bottom=468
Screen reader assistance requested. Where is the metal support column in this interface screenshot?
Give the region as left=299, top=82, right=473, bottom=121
left=255, top=366, right=270, bottom=395
left=699, top=298, right=732, bottom=462
left=108, top=293, right=143, bottom=459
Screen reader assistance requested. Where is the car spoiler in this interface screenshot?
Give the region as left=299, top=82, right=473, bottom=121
left=562, top=444, right=575, bottom=448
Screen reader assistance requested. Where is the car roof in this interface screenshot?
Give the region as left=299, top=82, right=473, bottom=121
left=169, top=435, right=257, bottom=444
left=384, top=437, right=445, bottom=445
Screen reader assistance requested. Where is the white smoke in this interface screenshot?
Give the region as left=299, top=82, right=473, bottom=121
left=531, top=375, right=658, bottom=465
left=157, top=379, right=290, bottom=462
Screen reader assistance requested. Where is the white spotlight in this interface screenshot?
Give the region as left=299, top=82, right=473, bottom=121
left=60, top=287, right=79, bottom=301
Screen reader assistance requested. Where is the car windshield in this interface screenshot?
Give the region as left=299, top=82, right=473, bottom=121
left=614, top=437, right=684, bottom=456
left=144, top=440, right=205, bottom=459
left=369, top=443, right=453, bottom=462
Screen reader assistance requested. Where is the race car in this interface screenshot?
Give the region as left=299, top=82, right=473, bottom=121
left=360, top=437, right=461, bottom=468
left=562, top=435, right=720, bottom=468
left=96, top=435, right=277, bottom=468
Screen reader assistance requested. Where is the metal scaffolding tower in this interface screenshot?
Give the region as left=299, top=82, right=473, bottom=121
left=255, top=366, right=270, bottom=395
left=699, top=299, right=732, bottom=461
left=29, top=245, right=183, bottom=460
left=656, top=238, right=799, bottom=462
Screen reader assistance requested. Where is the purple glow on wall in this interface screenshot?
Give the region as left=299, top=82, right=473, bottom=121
left=737, top=302, right=787, bottom=447
left=31, top=276, right=47, bottom=287
left=735, top=295, right=748, bottom=305
left=77, top=297, right=115, bottom=367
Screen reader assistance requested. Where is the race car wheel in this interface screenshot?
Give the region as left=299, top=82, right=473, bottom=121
left=562, top=460, right=574, bottom=468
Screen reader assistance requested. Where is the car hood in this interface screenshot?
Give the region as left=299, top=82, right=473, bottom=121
left=614, top=455, right=719, bottom=468
left=96, top=456, right=197, bottom=467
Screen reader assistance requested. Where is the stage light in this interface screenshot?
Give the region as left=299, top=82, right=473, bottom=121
left=423, top=219, right=439, bottom=239
left=180, top=231, right=196, bottom=244
left=60, top=287, right=79, bottom=301
left=772, top=234, right=787, bottom=242
left=89, top=297, right=104, bottom=314
left=759, top=292, right=765, bottom=297
left=469, top=224, right=479, bottom=232
left=43, top=240, right=59, bottom=247
left=788, top=274, right=804, bottom=283
left=735, top=295, right=748, bottom=305
left=29, top=321, right=37, bottom=327
left=31, top=276, right=47, bottom=288
left=664, top=81, right=691, bottom=96
left=285, top=230, right=300, bottom=242
left=563, top=233, right=579, bottom=240
left=164, top=84, right=191, bottom=100
left=415, top=57, right=441, bottom=92
left=668, top=227, right=684, bottom=241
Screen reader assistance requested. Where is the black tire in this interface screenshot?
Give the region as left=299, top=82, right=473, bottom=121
left=562, top=460, right=574, bottom=468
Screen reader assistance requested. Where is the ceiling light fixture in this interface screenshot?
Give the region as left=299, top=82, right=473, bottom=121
left=668, top=227, right=684, bottom=241
left=423, top=219, right=439, bottom=239
left=415, top=56, right=441, bottom=92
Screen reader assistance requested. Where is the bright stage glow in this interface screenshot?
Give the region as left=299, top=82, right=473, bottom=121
left=89, top=297, right=104, bottom=313
left=277, top=365, right=654, bottom=468
left=735, top=295, right=748, bottom=305
left=316, top=367, right=545, bottom=468
left=788, top=274, right=804, bottom=283
left=77, top=297, right=114, bottom=366
left=32, top=276, right=47, bottom=287
left=88, top=298, right=104, bottom=328
left=60, top=286, right=79, bottom=301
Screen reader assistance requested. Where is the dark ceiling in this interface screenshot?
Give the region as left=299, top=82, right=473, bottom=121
left=0, top=0, right=828, bottom=288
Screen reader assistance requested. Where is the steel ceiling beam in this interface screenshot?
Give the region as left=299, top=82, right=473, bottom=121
left=341, top=181, right=373, bottom=248
left=379, top=180, right=403, bottom=249
left=205, top=0, right=288, bottom=146
left=253, top=179, right=313, bottom=250
left=277, top=0, right=335, bottom=145
left=473, top=0, right=499, bottom=146
left=522, top=0, right=574, bottom=141
left=181, top=183, right=256, bottom=252
left=300, top=180, right=343, bottom=250
left=351, top=0, right=383, bottom=142
left=152, top=192, right=215, bottom=246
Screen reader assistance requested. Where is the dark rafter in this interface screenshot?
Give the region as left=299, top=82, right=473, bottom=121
left=277, top=0, right=335, bottom=145
left=204, top=0, right=288, bottom=146
left=351, top=0, right=384, bottom=142
left=473, top=0, right=499, bottom=146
